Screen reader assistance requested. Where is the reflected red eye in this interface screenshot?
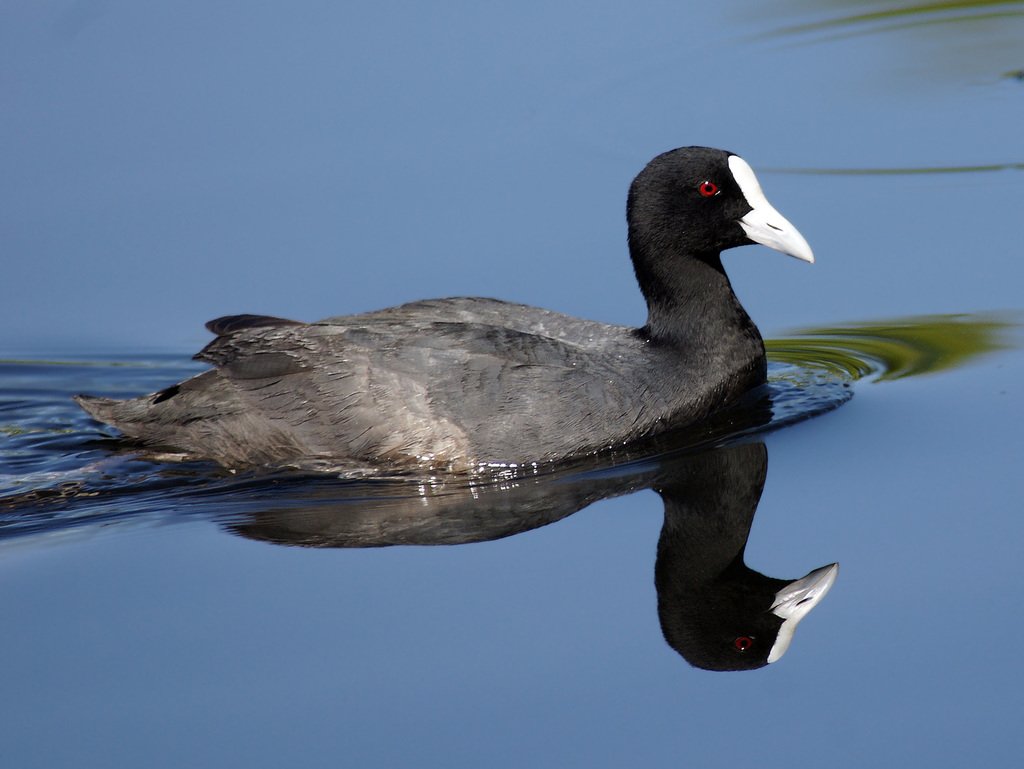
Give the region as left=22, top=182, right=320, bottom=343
left=733, top=636, right=754, bottom=652
left=698, top=181, right=719, bottom=197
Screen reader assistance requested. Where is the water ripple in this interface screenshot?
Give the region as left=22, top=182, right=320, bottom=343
left=0, top=313, right=1015, bottom=544
left=767, top=312, right=1014, bottom=381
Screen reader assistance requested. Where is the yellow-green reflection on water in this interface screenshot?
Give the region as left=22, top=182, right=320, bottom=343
left=767, top=312, right=1016, bottom=381
left=769, top=0, right=1024, bottom=38
left=759, top=0, right=1024, bottom=87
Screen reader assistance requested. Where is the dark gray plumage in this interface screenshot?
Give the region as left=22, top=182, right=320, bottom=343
left=75, top=147, right=814, bottom=473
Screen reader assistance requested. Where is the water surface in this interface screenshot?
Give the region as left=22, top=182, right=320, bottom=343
left=3, top=313, right=1021, bottom=766
left=2, top=1, right=1024, bottom=768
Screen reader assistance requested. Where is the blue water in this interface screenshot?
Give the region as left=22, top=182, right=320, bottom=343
left=3, top=2, right=1024, bottom=768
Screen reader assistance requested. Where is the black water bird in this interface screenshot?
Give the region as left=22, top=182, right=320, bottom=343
left=75, top=147, right=813, bottom=473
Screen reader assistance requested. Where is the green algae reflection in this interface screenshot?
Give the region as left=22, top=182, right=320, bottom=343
left=760, top=0, right=1024, bottom=88
left=767, top=313, right=1015, bottom=382
left=767, top=0, right=1024, bottom=40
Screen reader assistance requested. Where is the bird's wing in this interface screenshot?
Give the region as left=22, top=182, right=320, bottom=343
left=193, top=313, right=634, bottom=465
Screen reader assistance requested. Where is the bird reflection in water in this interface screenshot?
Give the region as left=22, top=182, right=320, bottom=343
left=228, top=439, right=837, bottom=672
left=652, top=443, right=836, bottom=670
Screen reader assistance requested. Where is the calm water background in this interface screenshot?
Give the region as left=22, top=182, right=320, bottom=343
left=2, top=2, right=1023, bottom=767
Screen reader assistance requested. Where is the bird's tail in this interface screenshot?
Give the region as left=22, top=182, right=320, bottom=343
left=73, top=393, right=157, bottom=438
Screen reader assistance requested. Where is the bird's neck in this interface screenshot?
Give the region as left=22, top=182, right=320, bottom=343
left=634, top=247, right=763, bottom=354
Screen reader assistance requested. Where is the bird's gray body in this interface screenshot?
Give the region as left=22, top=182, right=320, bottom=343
left=76, top=296, right=764, bottom=472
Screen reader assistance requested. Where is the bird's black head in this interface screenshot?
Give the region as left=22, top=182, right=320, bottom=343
left=658, top=558, right=839, bottom=672
left=627, top=146, right=813, bottom=266
left=629, top=146, right=751, bottom=261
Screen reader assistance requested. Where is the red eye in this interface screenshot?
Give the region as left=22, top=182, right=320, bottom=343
left=698, top=181, right=719, bottom=197
left=733, top=636, right=754, bottom=652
